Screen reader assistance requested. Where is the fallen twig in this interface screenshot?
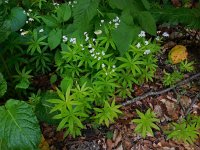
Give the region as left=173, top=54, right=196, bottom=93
left=185, top=93, right=200, bottom=117
left=121, top=73, right=200, bottom=106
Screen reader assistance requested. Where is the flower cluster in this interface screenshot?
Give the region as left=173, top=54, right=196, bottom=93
left=20, top=29, right=29, bottom=36
left=84, top=32, right=89, bottom=42
left=53, top=2, right=59, bottom=6
left=109, top=16, right=120, bottom=28
left=5, top=0, right=8, bottom=3
left=69, top=38, right=76, bottom=44
left=102, top=64, right=116, bottom=76
left=23, top=9, right=34, bottom=24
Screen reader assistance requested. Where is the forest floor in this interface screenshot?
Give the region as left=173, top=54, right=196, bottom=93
left=39, top=26, right=200, bottom=150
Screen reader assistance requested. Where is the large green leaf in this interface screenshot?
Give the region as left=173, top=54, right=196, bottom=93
left=57, top=3, right=71, bottom=23
left=0, top=99, right=41, bottom=150
left=137, top=11, right=156, bottom=35
left=42, top=15, right=59, bottom=28
left=108, top=0, right=133, bottom=10
left=9, top=7, right=27, bottom=32
left=48, top=28, right=62, bottom=50
left=111, top=22, right=140, bottom=56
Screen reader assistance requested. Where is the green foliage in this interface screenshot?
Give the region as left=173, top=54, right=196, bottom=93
left=132, top=109, right=160, bottom=138
left=179, top=60, right=194, bottom=73
left=0, top=73, right=7, bottom=97
left=48, top=28, right=62, bottom=50
left=13, top=66, right=33, bottom=89
left=163, top=71, right=184, bottom=86
left=0, top=99, right=41, bottom=150
left=166, top=118, right=199, bottom=144
left=151, top=7, right=200, bottom=29
left=94, top=100, right=122, bottom=127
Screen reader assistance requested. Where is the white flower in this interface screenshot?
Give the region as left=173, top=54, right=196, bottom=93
left=162, top=32, right=169, bottom=37
left=94, top=30, right=102, bottom=35
left=136, top=43, right=141, bottom=48
left=138, top=31, right=146, bottom=37
left=80, top=44, right=83, bottom=47
left=5, top=0, right=8, bottom=3
left=114, top=23, right=119, bottom=28
left=84, top=32, right=88, bottom=35
left=91, top=54, right=95, bottom=57
left=82, top=48, right=85, bottom=50
left=88, top=44, right=92, bottom=48
left=93, top=38, right=96, bottom=42
left=96, top=52, right=100, bottom=55
left=26, top=13, right=30, bottom=16
left=144, top=41, right=149, bottom=45
left=89, top=49, right=94, bottom=53
left=23, top=10, right=26, bottom=14
left=53, top=2, right=59, bottom=6
left=102, top=51, right=105, bottom=56
left=39, top=29, right=44, bottom=33
left=94, top=56, right=97, bottom=59
left=144, top=49, right=151, bottom=55
left=28, top=18, right=34, bottom=22
left=70, top=38, right=76, bottom=44
left=68, top=1, right=72, bottom=5
left=98, top=57, right=101, bottom=60
left=112, top=65, right=116, bottom=68
left=109, top=21, right=112, bottom=24
left=73, top=1, right=77, bottom=4
left=26, top=21, right=29, bottom=24
left=28, top=9, right=32, bottom=12
left=85, top=36, right=89, bottom=41
left=102, top=64, right=105, bottom=68
left=105, top=72, right=108, bottom=76
left=21, top=31, right=29, bottom=36
left=101, top=20, right=104, bottom=23
left=156, top=36, right=160, bottom=41
left=20, top=29, right=23, bottom=32
left=62, top=36, right=68, bottom=42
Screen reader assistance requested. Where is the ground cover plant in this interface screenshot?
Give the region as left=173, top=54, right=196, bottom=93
left=0, top=0, right=200, bottom=149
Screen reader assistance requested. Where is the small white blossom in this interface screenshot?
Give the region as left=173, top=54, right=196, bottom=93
left=94, top=30, right=102, bottom=35
left=20, top=29, right=23, bottom=32
left=21, top=31, right=29, bottom=36
left=80, top=44, right=83, bottom=47
left=53, top=2, right=59, bottom=6
left=102, top=64, right=105, bottom=68
left=144, top=41, right=149, bottom=45
left=73, top=1, right=77, bottom=4
left=82, top=48, right=85, bottom=50
left=138, top=31, right=146, bottom=37
left=114, top=23, right=119, bottom=28
left=28, top=9, right=32, bottom=12
left=84, top=32, right=88, bottom=35
left=62, top=36, right=68, bottom=42
left=112, top=69, right=115, bottom=72
left=144, top=49, right=151, bottom=55
left=101, top=20, right=104, bottom=23
left=93, top=38, right=96, bottom=42
left=96, top=52, right=100, bottom=55
left=156, top=36, right=160, bottom=41
left=112, top=65, right=116, bottom=69
left=109, top=21, right=112, bottom=24
left=94, top=56, right=97, bottom=59
left=26, top=21, right=29, bottom=24
left=68, top=1, right=72, bottom=5
left=26, top=13, right=30, bottom=16
left=136, top=43, right=141, bottom=48
left=102, top=51, right=105, bottom=56
left=98, top=57, right=101, bottom=60
left=5, top=0, right=8, bottom=3
left=70, top=38, right=76, bottom=44
left=91, top=54, right=95, bottom=57
left=85, top=36, right=89, bottom=41
left=105, top=72, right=108, bottom=76
left=88, top=44, right=92, bottom=48
left=39, top=29, right=44, bottom=33
left=28, top=18, right=34, bottom=22
left=162, top=32, right=169, bottom=37
left=23, top=10, right=26, bottom=14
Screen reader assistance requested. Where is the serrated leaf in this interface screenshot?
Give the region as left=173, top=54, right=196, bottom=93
left=42, top=15, right=59, bottom=27
left=48, top=28, right=62, bottom=50
left=9, top=7, right=27, bottom=31
left=137, top=11, right=156, bottom=35
left=0, top=99, right=41, bottom=150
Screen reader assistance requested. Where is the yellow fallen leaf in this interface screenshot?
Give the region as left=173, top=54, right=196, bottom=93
left=168, top=45, right=188, bottom=64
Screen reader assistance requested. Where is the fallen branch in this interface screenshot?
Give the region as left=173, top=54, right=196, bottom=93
left=122, top=73, right=200, bottom=106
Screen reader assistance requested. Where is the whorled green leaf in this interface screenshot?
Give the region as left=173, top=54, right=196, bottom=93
left=8, top=7, right=27, bottom=32
left=0, top=73, right=7, bottom=97
left=0, top=99, right=41, bottom=150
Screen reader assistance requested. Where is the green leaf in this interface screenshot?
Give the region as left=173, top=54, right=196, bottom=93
left=60, top=77, right=73, bottom=93
left=48, top=28, right=62, bottom=50
left=57, top=3, right=71, bottom=23
left=141, top=0, right=150, bottom=10
left=0, top=73, right=7, bottom=97
left=137, top=11, right=156, bottom=35
left=0, top=99, right=41, bottom=150
left=108, top=0, right=133, bottom=10
left=42, top=15, right=59, bottom=27
left=112, top=22, right=140, bottom=56
left=9, top=7, right=27, bottom=31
